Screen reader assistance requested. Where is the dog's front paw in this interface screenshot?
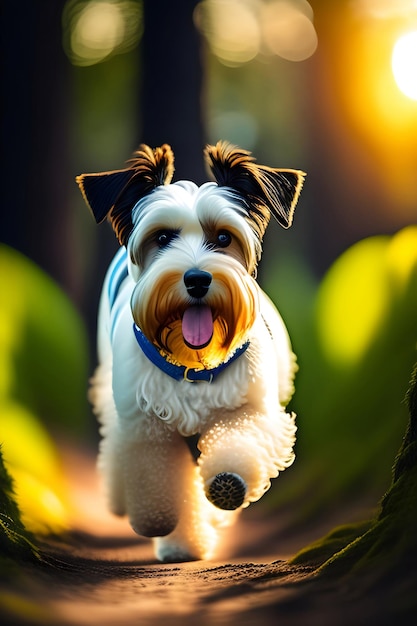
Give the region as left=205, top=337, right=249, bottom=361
left=206, top=472, right=246, bottom=510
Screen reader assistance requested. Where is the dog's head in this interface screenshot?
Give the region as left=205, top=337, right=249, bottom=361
left=77, top=142, right=305, bottom=369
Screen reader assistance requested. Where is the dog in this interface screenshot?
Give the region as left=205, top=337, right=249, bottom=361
left=76, top=141, right=305, bottom=562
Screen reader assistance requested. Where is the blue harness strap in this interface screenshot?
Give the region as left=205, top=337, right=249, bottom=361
left=108, top=247, right=129, bottom=310
left=108, top=248, right=249, bottom=383
left=108, top=248, right=129, bottom=342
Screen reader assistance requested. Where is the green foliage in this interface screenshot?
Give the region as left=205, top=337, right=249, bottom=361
left=314, top=362, right=417, bottom=581
left=0, top=447, right=39, bottom=568
left=0, top=245, right=89, bottom=535
left=265, top=226, right=417, bottom=513
left=393, top=364, right=417, bottom=481
left=291, top=360, right=417, bottom=594
left=290, top=520, right=373, bottom=567
left=0, top=244, right=89, bottom=435
left=275, top=362, right=417, bottom=616
left=0, top=401, right=71, bottom=535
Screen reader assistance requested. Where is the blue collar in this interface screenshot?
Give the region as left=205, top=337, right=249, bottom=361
left=133, top=324, right=249, bottom=383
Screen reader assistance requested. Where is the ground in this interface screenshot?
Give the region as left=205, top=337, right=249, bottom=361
left=2, top=445, right=395, bottom=626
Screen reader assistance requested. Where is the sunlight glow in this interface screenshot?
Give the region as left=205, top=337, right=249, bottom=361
left=352, top=0, right=417, bottom=20
left=391, top=31, right=417, bottom=99
left=316, top=237, right=390, bottom=367
left=73, top=2, right=125, bottom=56
left=317, top=227, right=417, bottom=369
left=194, top=0, right=317, bottom=66
left=386, top=225, right=417, bottom=291
left=261, top=0, right=318, bottom=61
left=336, top=3, right=417, bottom=213
left=63, top=0, right=143, bottom=66
left=194, top=0, right=260, bottom=67
left=0, top=402, right=70, bottom=534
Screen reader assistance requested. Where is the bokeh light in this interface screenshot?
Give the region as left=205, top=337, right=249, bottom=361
left=336, top=0, right=417, bottom=214
left=391, top=30, right=417, bottom=100
left=63, top=0, right=143, bottom=66
left=194, top=0, right=317, bottom=66
left=352, top=0, right=417, bottom=20
left=194, top=0, right=260, bottom=67
left=260, top=0, right=318, bottom=61
left=316, top=237, right=391, bottom=367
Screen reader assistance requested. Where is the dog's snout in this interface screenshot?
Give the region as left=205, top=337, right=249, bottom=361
left=184, top=269, right=212, bottom=299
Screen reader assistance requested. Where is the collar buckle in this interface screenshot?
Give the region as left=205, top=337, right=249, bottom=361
left=133, top=324, right=249, bottom=383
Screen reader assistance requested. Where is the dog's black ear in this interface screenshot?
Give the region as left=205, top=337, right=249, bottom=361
left=204, top=141, right=305, bottom=233
left=76, top=169, right=133, bottom=224
left=76, top=144, right=175, bottom=245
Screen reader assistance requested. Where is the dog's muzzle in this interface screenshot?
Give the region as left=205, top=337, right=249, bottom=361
left=182, top=269, right=213, bottom=349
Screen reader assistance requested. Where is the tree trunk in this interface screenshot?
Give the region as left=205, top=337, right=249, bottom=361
left=140, top=0, right=207, bottom=184
left=1, top=0, right=76, bottom=296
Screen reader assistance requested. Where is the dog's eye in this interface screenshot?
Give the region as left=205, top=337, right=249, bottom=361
left=156, top=230, right=178, bottom=248
left=216, top=230, right=232, bottom=248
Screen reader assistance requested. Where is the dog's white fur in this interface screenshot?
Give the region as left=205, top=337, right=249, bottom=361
left=78, top=143, right=304, bottom=562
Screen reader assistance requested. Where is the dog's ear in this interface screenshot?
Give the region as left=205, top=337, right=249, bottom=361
left=204, top=141, right=305, bottom=233
left=76, top=144, right=175, bottom=245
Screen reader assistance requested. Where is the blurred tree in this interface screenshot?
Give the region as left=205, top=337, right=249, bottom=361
left=141, top=0, right=207, bottom=183
left=1, top=0, right=77, bottom=298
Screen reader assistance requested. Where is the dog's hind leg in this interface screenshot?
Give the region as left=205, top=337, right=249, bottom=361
left=97, top=420, right=127, bottom=517
left=90, top=363, right=127, bottom=516
left=116, top=418, right=199, bottom=540
left=154, top=460, right=237, bottom=562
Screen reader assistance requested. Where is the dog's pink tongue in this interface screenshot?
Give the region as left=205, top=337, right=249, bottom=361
left=182, top=305, right=213, bottom=349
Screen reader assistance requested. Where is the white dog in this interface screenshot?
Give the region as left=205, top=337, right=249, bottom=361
left=77, top=142, right=305, bottom=562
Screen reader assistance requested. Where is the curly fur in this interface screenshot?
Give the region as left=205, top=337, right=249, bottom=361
left=78, top=142, right=305, bottom=562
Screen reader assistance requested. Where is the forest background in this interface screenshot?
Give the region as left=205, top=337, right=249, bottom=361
left=1, top=1, right=417, bottom=623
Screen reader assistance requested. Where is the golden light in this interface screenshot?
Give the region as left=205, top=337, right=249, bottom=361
left=0, top=401, right=71, bottom=534
left=391, top=30, right=417, bottom=100
left=63, top=0, right=143, bottom=66
left=353, top=0, right=417, bottom=20
left=316, top=237, right=390, bottom=367
left=194, top=0, right=260, bottom=67
left=335, top=1, right=417, bottom=213
left=72, top=1, right=125, bottom=61
left=316, top=226, right=417, bottom=368
left=194, top=0, right=317, bottom=66
left=260, top=0, right=318, bottom=62
left=385, top=225, right=417, bottom=292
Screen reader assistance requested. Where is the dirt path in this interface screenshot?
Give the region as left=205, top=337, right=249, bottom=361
left=40, top=536, right=312, bottom=626
left=1, top=447, right=383, bottom=626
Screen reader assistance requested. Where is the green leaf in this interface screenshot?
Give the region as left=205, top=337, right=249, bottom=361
left=0, top=446, right=40, bottom=567
left=0, top=245, right=89, bottom=435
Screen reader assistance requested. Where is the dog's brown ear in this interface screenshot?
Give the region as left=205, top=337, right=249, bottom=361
left=76, top=144, right=175, bottom=245
left=204, top=141, right=305, bottom=233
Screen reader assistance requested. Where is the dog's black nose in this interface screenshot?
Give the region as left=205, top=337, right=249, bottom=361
left=184, top=269, right=212, bottom=299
